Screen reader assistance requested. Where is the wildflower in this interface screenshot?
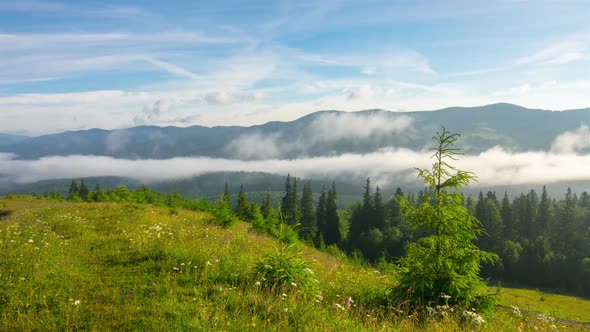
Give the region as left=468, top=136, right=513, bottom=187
left=74, top=300, right=80, bottom=305
left=537, top=313, right=555, bottom=323
left=333, top=303, right=345, bottom=311
left=316, top=292, right=324, bottom=302
left=439, top=293, right=451, bottom=300
left=290, top=282, right=297, bottom=287
left=28, top=239, right=34, bottom=243
left=303, top=268, right=314, bottom=275
left=463, top=310, right=485, bottom=325
left=255, top=281, right=261, bottom=286
left=346, top=296, right=353, bottom=309
left=511, top=305, right=522, bottom=317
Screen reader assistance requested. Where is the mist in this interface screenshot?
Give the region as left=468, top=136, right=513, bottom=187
left=224, top=112, right=415, bottom=160
left=1, top=146, right=589, bottom=189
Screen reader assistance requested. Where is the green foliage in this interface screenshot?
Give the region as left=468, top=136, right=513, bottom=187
left=321, top=182, right=341, bottom=246
left=299, top=181, right=316, bottom=241
left=281, top=174, right=300, bottom=226
left=253, top=243, right=316, bottom=292
left=393, top=127, right=498, bottom=308
left=211, top=196, right=238, bottom=227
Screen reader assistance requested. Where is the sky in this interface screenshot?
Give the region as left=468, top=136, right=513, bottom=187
left=0, top=0, right=589, bottom=135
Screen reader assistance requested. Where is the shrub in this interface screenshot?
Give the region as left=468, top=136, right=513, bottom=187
left=253, top=243, right=316, bottom=293
left=211, top=197, right=237, bottom=227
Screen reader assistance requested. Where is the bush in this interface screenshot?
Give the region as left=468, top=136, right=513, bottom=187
left=211, top=197, right=238, bottom=227
left=252, top=243, right=316, bottom=293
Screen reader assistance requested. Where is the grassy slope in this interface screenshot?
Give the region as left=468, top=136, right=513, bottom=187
left=497, top=287, right=590, bottom=323
left=0, top=197, right=588, bottom=331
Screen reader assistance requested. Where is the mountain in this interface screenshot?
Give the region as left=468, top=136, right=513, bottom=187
left=0, top=133, right=29, bottom=147
left=1, top=103, right=588, bottom=160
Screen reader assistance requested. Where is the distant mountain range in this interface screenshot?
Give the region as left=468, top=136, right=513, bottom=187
left=2, top=103, right=589, bottom=160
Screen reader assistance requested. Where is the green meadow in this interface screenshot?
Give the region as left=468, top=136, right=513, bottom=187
left=1, top=196, right=588, bottom=331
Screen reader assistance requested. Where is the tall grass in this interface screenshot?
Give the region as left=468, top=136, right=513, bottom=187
left=0, top=196, right=587, bottom=331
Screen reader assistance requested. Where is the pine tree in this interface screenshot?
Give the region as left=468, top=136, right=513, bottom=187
left=323, top=182, right=341, bottom=246
left=538, top=186, right=552, bottom=235
left=223, top=182, right=231, bottom=202
left=299, top=181, right=316, bottom=241
left=395, top=127, right=498, bottom=307
left=316, top=186, right=327, bottom=245
left=79, top=180, right=89, bottom=201
left=501, top=191, right=514, bottom=239
left=235, top=184, right=250, bottom=220
left=525, top=189, right=539, bottom=238
left=281, top=174, right=299, bottom=225
left=261, top=192, right=273, bottom=219
left=93, top=183, right=102, bottom=202
left=361, top=178, right=373, bottom=231
left=68, top=179, right=79, bottom=201
left=373, top=186, right=385, bottom=230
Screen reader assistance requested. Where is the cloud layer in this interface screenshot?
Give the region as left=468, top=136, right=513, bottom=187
left=1, top=146, right=589, bottom=188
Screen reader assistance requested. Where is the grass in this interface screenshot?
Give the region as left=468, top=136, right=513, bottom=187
left=1, top=196, right=589, bottom=331
left=497, top=287, right=590, bottom=323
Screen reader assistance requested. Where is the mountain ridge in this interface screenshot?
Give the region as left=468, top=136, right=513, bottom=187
left=1, top=103, right=588, bottom=160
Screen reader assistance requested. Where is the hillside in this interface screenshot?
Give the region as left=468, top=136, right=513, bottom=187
left=1, top=196, right=588, bottom=331
left=1, top=103, right=589, bottom=160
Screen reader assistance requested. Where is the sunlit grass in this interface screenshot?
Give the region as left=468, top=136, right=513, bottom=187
left=0, top=196, right=588, bottom=331
left=497, top=287, right=590, bottom=323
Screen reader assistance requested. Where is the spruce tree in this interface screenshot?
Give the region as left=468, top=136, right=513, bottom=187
left=538, top=186, right=551, bottom=235
left=501, top=191, right=514, bottom=239
left=79, top=180, right=89, bottom=201
left=235, top=184, right=250, bottom=220
left=261, top=192, right=273, bottom=219
left=373, top=186, right=385, bottom=230
left=281, top=174, right=299, bottom=225
left=361, top=177, right=373, bottom=231
left=316, top=186, right=327, bottom=245
left=299, top=181, right=316, bottom=241
left=94, top=183, right=102, bottom=202
left=223, top=182, right=231, bottom=202
left=395, top=127, right=498, bottom=307
left=323, top=182, right=341, bottom=246
left=68, top=179, right=79, bottom=201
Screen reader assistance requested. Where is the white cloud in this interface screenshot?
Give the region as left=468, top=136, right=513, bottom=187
left=2, top=146, right=590, bottom=187
left=133, top=99, right=171, bottom=125
left=306, top=112, right=414, bottom=143
left=515, top=41, right=589, bottom=66
left=551, top=125, right=590, bottom=154
left=510, top=84, right=531, bottom=95
left=223, top=133, right=286, bottom=159
left=141, top=56, right=200, bottom=80
left=222, top=111, right=415, bottom=160
left=204, top=91, right=265, bottom=105
left=345, top=85, right=375, bottom=100
left=361, top=67, right=376, bottom=75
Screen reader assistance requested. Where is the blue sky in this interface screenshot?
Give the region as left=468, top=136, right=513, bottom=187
left=0, top=0, right=588, bottom=135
